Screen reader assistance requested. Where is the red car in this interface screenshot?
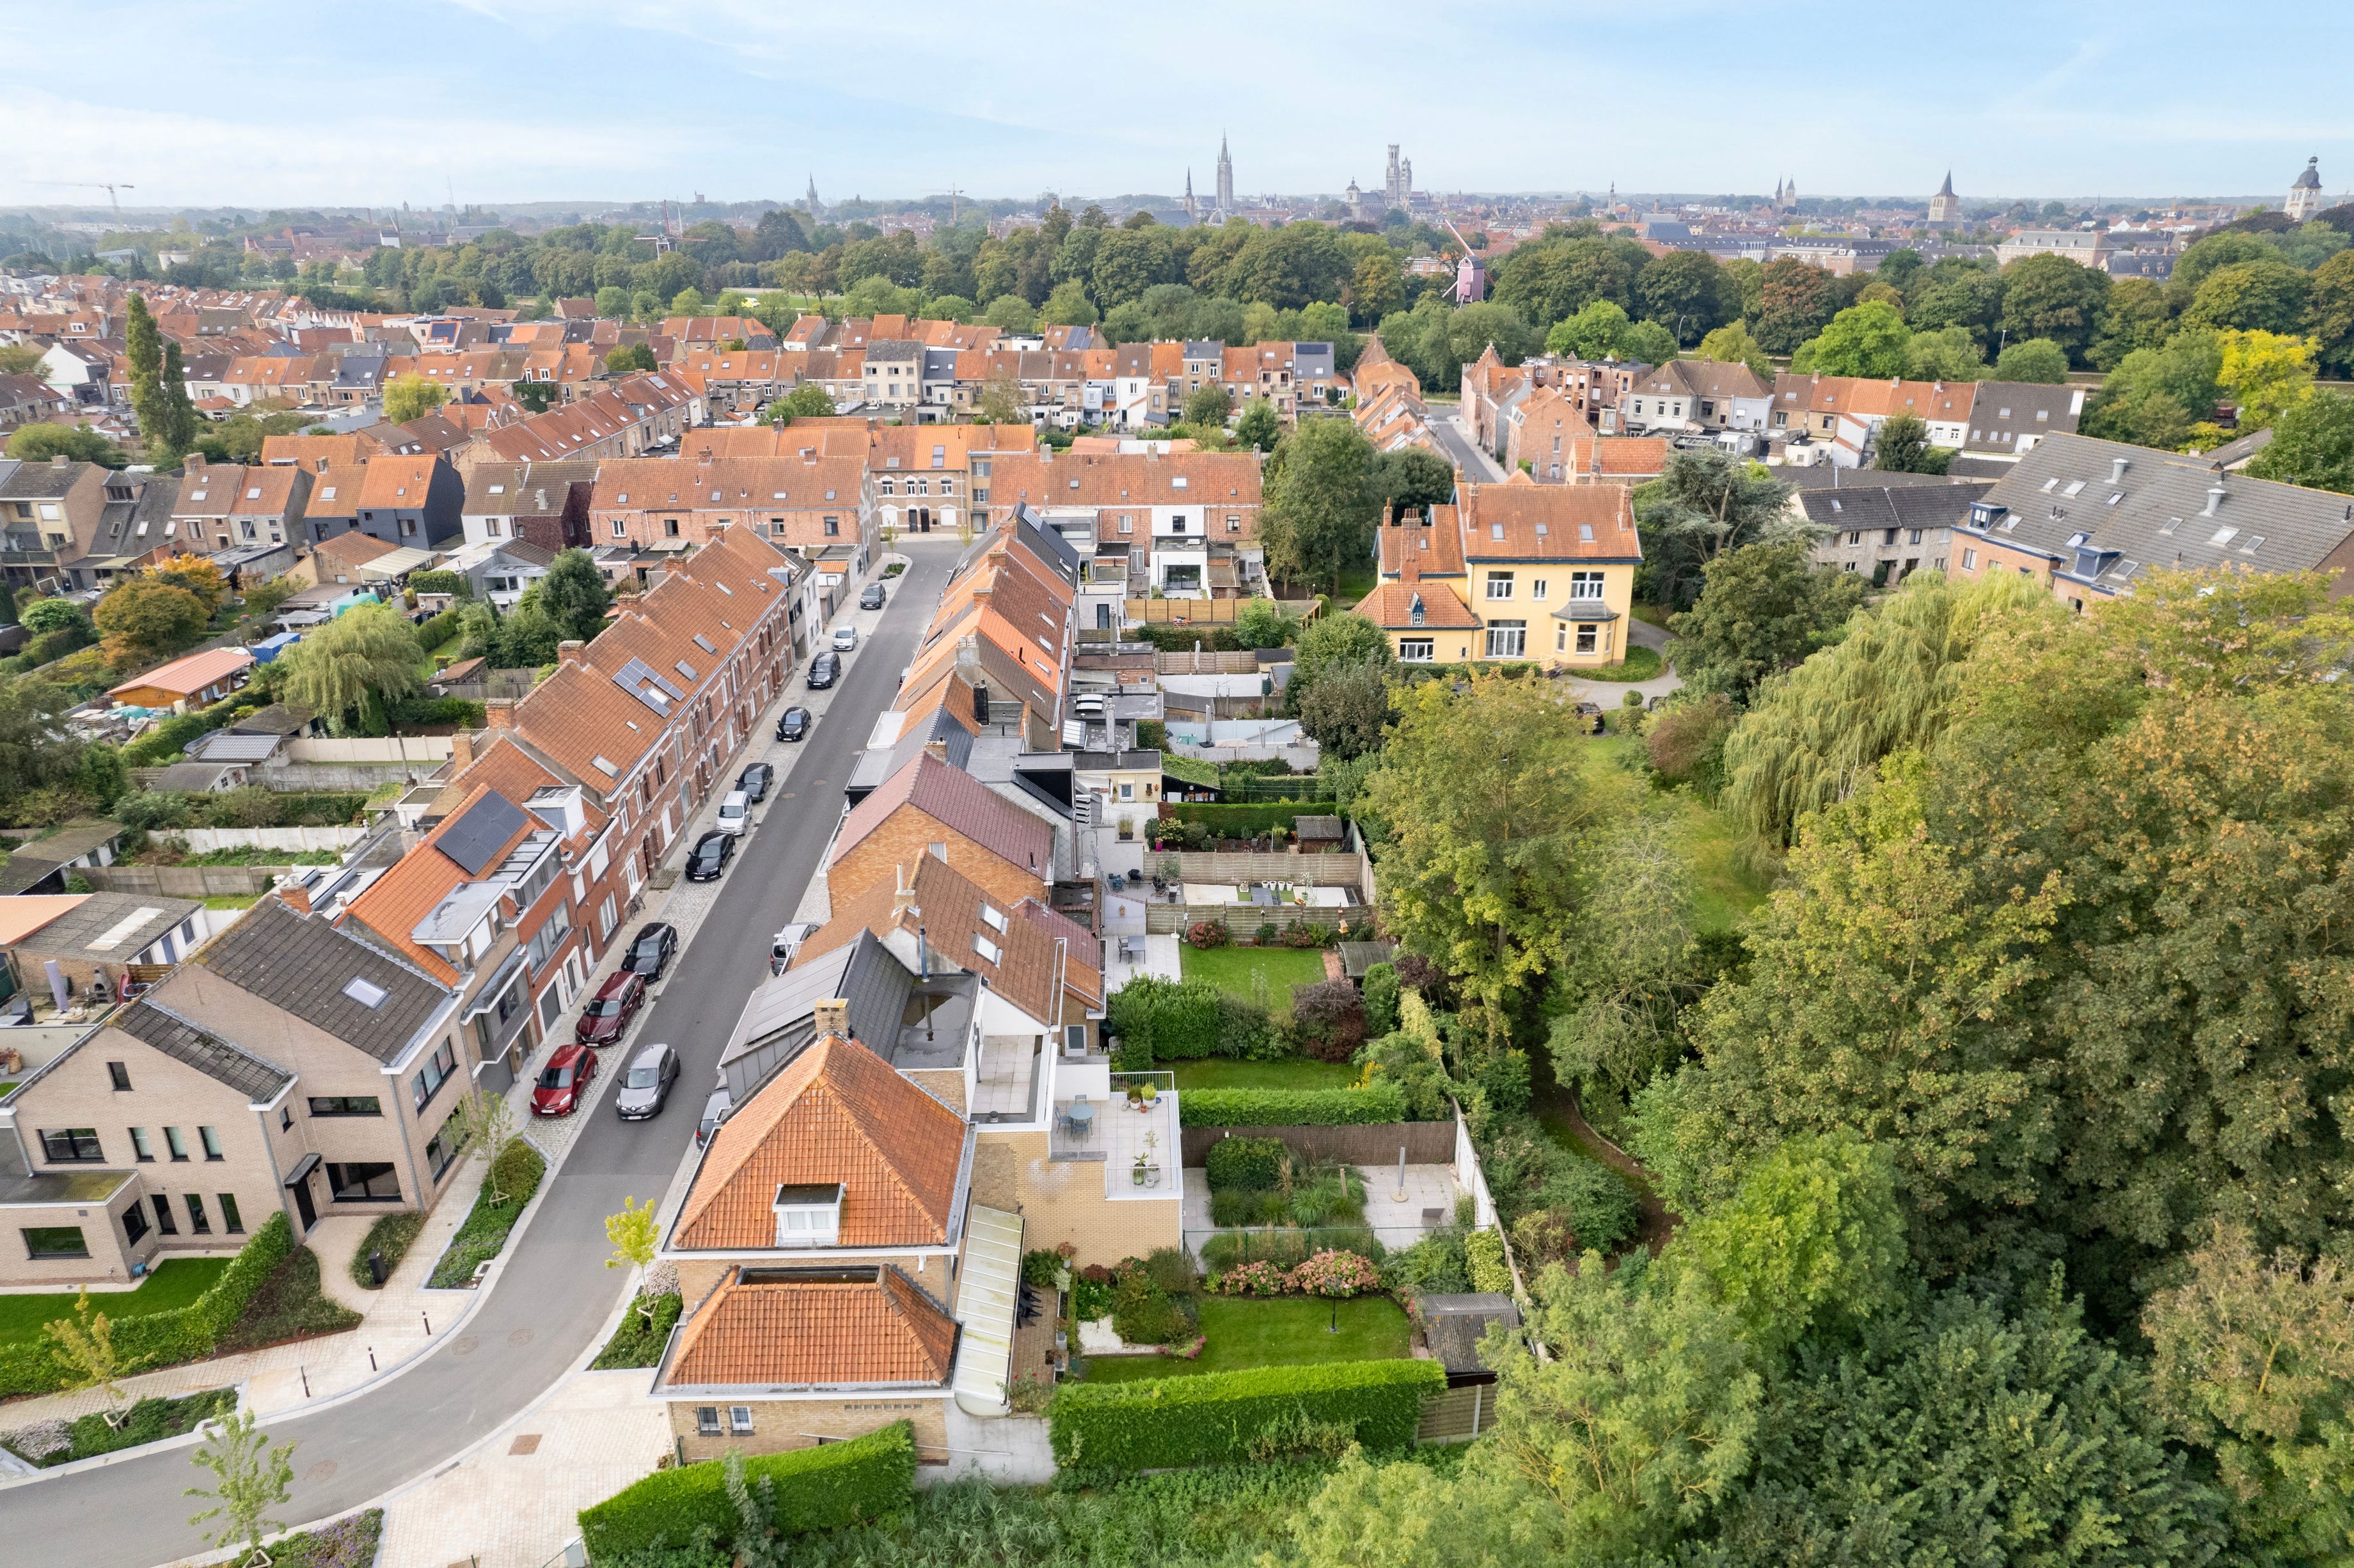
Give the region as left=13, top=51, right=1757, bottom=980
left=575, top=971, right=647, bottom=1046
left=532, top=1042, right=597, bottom=1118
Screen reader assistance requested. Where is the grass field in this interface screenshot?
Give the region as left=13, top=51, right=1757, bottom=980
left=1576, top=646, right=1663, bottom=682
left=1577, top=735, right=1771, bottom=937
left=1179, top=945, right=1329, bottom=1004
left=1171, top=1059, right=1360, bottom=1094
left=0, top=1257, right=232, bottom=1349
left=1078, top=1296, right=1411, bottom=1383
left=1333, top=561, right=1378, bottom=610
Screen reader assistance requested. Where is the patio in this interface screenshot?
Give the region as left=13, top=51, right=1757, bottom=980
left=1053, top=1072, right=1180, bottom=1200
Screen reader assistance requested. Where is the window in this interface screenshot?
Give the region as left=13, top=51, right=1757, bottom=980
left=1961, top=548, right=1977, bottom=570
left=696, top=1407, right=722, bottom=1436
left=824, top=517, right=839, bottom=537
left=308, top=1096, right=381, bottom=1118
left=1398, top=638, right=1434, bottom=662
left=1530, top=578, right=1549, bottom=600
left=122, top=1202, right=149, bottom=1246
left=152, top=1195, right=178, bottom=1235
left=327, top=1163, right=400, bottom=1202
left=1576, top=623, right=1599, bottom=655
left=198, top=1125, right=223, bottom=1161
left=613, top=520, right=626, bottom=537
left=1485, top=572, right=1513, bottom=600
left=219, top=1193, right=243, bottom=1234
left=107, top=1061, right=131, bottom=1092
left=40, top=1128, right=103, bottom=1163
left=1484, top=621, right=1526, bottom=659
left=1568, top=570, right=1604, bottom=600
left=1556, top=625, right=1567, bottom=652
left=413, top=1042, right=457, bottom=1112
left=164, top=1126, right=188, bottom=1161
left=127, top=1125, right=153, bottom=1161
left=280, top=1106, right=294, bottom=1133
left=22, top=1227, right=87, bottom=1260
left=425, top=1123, right=461, bottom=1180
left=730, top=1406, right=755, bottom=1435
left=184, top=1194, right=210, bottom=1235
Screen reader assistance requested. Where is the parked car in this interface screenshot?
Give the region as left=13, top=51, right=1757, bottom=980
left=860, top=583, right=886, bottom=610
left=613, top=1041, right=680, bottom=1121
left=531, top=1042, right=597, bottom=1118
left=575, top=970, right=647, bottom=1046
left=832, top=625, right=858, bottom=652
left=715, top=790, right=752, bottom=836
left=775, top=705, right=811, bottom=741
left=619, top=921, right=677, bottom=982
left=738, top=762, right=773, bottom=802
left=806, top=651, right=840, bottom=689
left=685, top=829, right=735, bottom=881
left=770, top=920, right=817, bottom=975
left=696, top=1085, right=733, bottom=1147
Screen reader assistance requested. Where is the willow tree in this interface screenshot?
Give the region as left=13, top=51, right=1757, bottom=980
left=1719, top=570, right=2051, bottom=847
left=277, top=602, right=422, bottom=733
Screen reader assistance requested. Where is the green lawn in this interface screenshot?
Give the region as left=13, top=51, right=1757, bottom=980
left=1332, top=561, right=1378, bottom=610
left=0, top=1257, right=233, bottom=1349
left=1079, top=1296, right=1411, bottom=1383
left=1675, top=798, right=1772, bottom=936
left=1171, top=1058, right=1360, bottom=1093
left=1576, top=645, right=1663, bottom=682
left=1180, top=945, right=1330, bottom=1004
left=1631, top=600, right=1671, bottom=629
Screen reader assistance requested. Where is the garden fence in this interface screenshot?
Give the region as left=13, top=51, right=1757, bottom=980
left=1147, top=903, right=1358, bottom=935
left=1182, top=1122, right=1456, bottom=1167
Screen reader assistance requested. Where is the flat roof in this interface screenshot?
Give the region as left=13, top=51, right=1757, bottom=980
left=0, top=1168, right=134, bottom=1207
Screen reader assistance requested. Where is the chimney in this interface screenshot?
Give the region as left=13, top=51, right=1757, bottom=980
left=2202, top=483, right=2226, bottom=519
left=2109, top=455, right=2129, bottom=484
left=276, top=875, right=313, bottom=916
left=557, top=639, right=588, bottom=667
left=812, top=996, right=851, bottom=1040
left=450, top=729, right=476, bottom=773
left=49, top=453, right=65, bottom=467
left=485, top=698, right=516, bottom=730
left=186, top=452, right=205, bottom=471
left=892, top=863, right=919, bottom=918
left=922, top=737, right=949, bottom=762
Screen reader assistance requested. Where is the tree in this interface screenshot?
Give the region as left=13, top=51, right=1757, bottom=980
left=1632, top=447, right=1800, bottom=611
left=491, top=599, right=567, bottom=668
left=2084, top=331, right=2224, bottom=450
left=445, top=1087, right=519, bottom=1203
left=971, top=372, right=1026, bottom=426
left=153, top=556, right=228, bottom=616
left=2147, top=1223, right=2354, bottom=1561
left=1545, top=299, right=1631, bottom=360
left=1261, top=417, right=1381, bottom=592
left=2217, top=327, right=2318, bottom=432
left=603, top=343, right=656, bottom=375
left=604, top=1195, right=664, bottom=1325
left=382, top=375, right=448, bottom=425
left=277, top=602, right=422, bottom=733
left=18, top=597, right=88, bottom=637
left=757, top=383, right=835, bottom=425
left=1751, top=256, right=1840, bottom=353
left=1636, top=249, right=1733, bottom=343
left=1041, top=279, right=1097, bottom=327
left=510, top=378, right=558, bottom=414
left=6, top=422, right=125, bottom=467
left=1996, top=252, right=2110, bottom=364
left=1229, top=597, right=1294, bottom=650
left=1370, top=447, right=1455, bottom=517
left=125, top=292, right=195, bottom=462
left=1233, top=396, right=1281, bottom=452
left=2088, top=275, right=2181, bottom=368
left=2183, top=258, right=2312, bottom=335
left=1791, top=301, right=1908, bottom=378
left=2248, top=389, right=2354, bottom=493
left=981, top=294, right=1036, bottom=331
left=1364, top=674, right=1635, bottom=1000
left=0, top=343, right=41, bottom=376
left=241, top=576, right=298, bottom=621
left=1545, top=813, right=1708, bottom=1105
left=1292, top=611, right=1391, bottom=698
left=93, top=576, right=209, bottom=662
left=1297, top=661, right=1393, bottom=760
left=1694, top=322, right=1774, bottom=380
left=1668, top=541, right=1863, bottom=705
left=533, top=549, right=612, bottom=643
left=45, top=1289, right=129, bottom=1427
left=1991, top=336, right=2069, bottom=382
left=1680, top=1132, right=1907, bottom=1354
left=185, top=1408, right=295, bottom=1568
left=2309, top=249, right=2354, bottom=375
left=1181, top=382, right=1232, bottom=427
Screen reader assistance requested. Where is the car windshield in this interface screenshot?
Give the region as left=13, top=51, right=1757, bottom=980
left=631, top=941, right=661, bottom=960
left=586, top=998, right=621, bottom=1016
left=539, top=1065, right=574, bottom=1088
left=626, top=1067, right=658, bottom=1088
left=721, top=803, right=743, bottom=817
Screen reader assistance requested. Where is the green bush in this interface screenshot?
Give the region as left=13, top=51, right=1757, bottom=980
left=407, top=570, right=471, bottom=599
left=1048, top=1358, right=1444, bottom=1471
left=1205, top=1136, right=1288, bottom=1191
left=592, top=1292, right=684, bottom=1370
left=1107, top=975, right=1280, bottom=1063
left=0, top=1212, right=293, bottom=1396
left=577, top=1421, right=915, bottom=1560
left=1180, top=1083, right=1409, bottom=1127
left=1361, top=963, right=1400, bottom=1035
left=1465, top=1227, right=1513, bottom=1293
left=349, top=1212, right=426, bottom=1289
left=1162, top=802, right=1328, bottom=838
left=386, top=695, right=486, bottom=729
left=416, top=606, right=466, bottom=652
left=427, top=1141, right=546, bottom=1288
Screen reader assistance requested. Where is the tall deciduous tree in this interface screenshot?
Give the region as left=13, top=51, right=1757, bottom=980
left=1870, top=412, right=1950, bottom=474
left=94, top=576, right=209, bottom=663
left=1666, top=540, right=1863, bottom=706
left=1261, top=417, right=1381, bottom=592
left=185, top=1408, right=295, bottom=1567
left=1233, top=396, right=1280, bottom=452
left=1996, top=253, right=2110, bottom=364
left=2247, top=388, right=2354, bottom=493
left=1632, top=448, right=1799, bottom=611
left=533, top=549, right=612, bottom=643
left=1792, top=301, right=1909, bottom=377
left=383, top=375, right=448, bottom=425
left=277, top=602, right=422, bottom=732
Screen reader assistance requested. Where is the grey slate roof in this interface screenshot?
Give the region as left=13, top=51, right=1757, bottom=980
left=0, top=460, right=87, bottom=500
left=1960, top=382, right=2085, bottom=454
left=1963, top=432, right=2354, bottom=593
left=1799, top=482, right=1991, bottom=533
left=196, top=896, right=452, bottom=1063
left=151, top=760, right=247, bottom=791
left=12, top=892, right=201, bottom=961
left=1417, top=1292, right=1522, bottom=1377
left=111, top=998, right=294, bottom=1104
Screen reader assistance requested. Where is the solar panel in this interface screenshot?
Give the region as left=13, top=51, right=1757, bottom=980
left=612, top=656, right=684, bottom=715
left=439, top=790, right=530, bottom=877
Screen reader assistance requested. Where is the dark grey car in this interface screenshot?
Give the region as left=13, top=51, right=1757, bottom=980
left=614, top=1041, right=680, bottom=1120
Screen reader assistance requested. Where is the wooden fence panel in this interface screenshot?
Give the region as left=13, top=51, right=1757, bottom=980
left=1416, top=1383, right=1491, bottom=1443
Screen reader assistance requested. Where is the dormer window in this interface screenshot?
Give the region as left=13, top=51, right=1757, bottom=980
left=773, top=1182, right=842, bottom=1247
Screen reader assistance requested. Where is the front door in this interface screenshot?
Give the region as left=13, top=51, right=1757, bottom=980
left=291, top=1175, right=317, bottom=1230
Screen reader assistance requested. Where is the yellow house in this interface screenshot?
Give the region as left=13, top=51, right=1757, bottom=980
left=1355, top=478, right=1642, bottom=666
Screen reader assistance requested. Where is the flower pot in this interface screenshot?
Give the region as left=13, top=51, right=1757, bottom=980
left=1132, top=1163, right=1148, bottom=1186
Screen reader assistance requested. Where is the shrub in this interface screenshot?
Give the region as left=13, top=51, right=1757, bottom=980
left=1109, top=1266, right=1197, bottom=1348
left=1180, top=1083, right=1409, bottom=1127
left=427, top=1142, right=546, bottom=1287
left=576, top=1421, right=915, bottom=1559
left=1186, top=920, right=1230, bottom=949
left=1200, top=1226, right=1381, bottom=1274
left=1465, top=1228, right=1513, bottom=1292
left=1290, top=978, right=1366, bottom=1062
left=1391, top=951, right=1452, bottom=1007
left=386, top=695, right=486, bottom=729
left=349, top=1212, right=425, bottom=1289
left=1205, top=1136, right=1288, bottom=1192
left=1022, top=1248, right=1065, bottom=1288
left=113, top=787, right=196, bottom=832
left=1213, top=1260, right=1292, bottom=1297
left=1288, top=1250, right=1382, bottom=1297
left=1281, top=922, right=1329, bottom=948
left=1386, top=1229, right=1471, bottom=1296
left=1048, top=1358, right=1444, bottom=1471
left=1536, top=1154, right=1641, bottom=1255
left=1360, top=962, right=1400, bottom=1037
left=407, top=570, right=470, bottom=598
left=1164, top=801, right=1332, bottom=836
left=1139, top=1247, right=1197, bottom=1295
left=1254, top=920, right=1279, bottom=945
left=591, top=1292, right=684, bottom=1370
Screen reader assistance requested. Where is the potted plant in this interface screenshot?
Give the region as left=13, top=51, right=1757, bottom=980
left=1139, top=1080, right=1160, bottom=1109
left=1126, top=1079, right=1146, bottom=1108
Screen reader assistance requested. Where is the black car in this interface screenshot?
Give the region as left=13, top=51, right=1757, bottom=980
left=860, top=583, right=886, bottom=610
left=684, top=829, right=736, bottom=882
left=619, top=921, right=678, bottom=981
left=806, top=651, right=840, bottom=690
left=738, top=762, right=774, bottom=802
left=775, top=705, right=811, bottom=741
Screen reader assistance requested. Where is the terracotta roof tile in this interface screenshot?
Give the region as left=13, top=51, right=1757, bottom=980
left=831, top=752, right=1052, bottom=882
left=665, top=1265, right=956, bottom=1388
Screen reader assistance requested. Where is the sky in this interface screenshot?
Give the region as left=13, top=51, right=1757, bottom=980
left=3, top=1, right=2350, bottom=212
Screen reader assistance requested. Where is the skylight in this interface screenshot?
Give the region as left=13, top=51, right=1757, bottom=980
left=343, top=976, right=388, bottom=1008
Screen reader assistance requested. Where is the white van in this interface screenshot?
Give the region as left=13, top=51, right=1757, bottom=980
left=715, top=790, right=751, bottom=836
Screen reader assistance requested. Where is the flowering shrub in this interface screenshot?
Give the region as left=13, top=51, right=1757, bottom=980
left=1187, top=920, right=1231, bottom=950
left=1289, top=1250, right=1382, bottom=1298
left=1215, top=1260, right=1293, bottom=1297
left=640, top=1260, right=679, bottom=1300
left=2, top=1418, right=69, bottom=1462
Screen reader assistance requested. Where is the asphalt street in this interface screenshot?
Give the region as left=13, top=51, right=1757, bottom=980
left=1427, top=409, right=1505, bottom=482
left=12, top=538, right=965, bottom=1568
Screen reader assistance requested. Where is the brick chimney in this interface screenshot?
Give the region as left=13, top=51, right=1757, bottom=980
left=922, top=737, right=949, bottom=762
left=485, top=698, right=516, bottom=731
left=450, top=729, right=476, bottom=773
left=277, top=875, right=313, bottom=916
left=557, top=639, right=588, bottom=667
left=812, top=997, right=851, bottom=1039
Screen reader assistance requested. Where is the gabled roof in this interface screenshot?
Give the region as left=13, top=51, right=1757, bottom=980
left=802, top=852, right=1100, bottom=1023
left=109, top=998, right=294, bottom=1104
left=108, top=646, right=253, bottom=700
left=1357, top=578, right=1482, bottom=630
left=674, top=1034, right=966, bottom=1250
left=1456, top=482, right=1641, bottom=563
left=832, top=751, right=1053, bottom=881
left=195, top=896, right=451, bottom=1063
left=663, top=1264, right=956, bottom=1389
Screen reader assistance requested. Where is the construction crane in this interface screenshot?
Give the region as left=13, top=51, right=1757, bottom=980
left=29, top=181, right=134, bottom=214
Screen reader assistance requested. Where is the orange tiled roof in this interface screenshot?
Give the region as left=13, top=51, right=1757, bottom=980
left=357, top=455, right=443, bottom=510
left=342, top=783, right=539, bottom=982
left=665, top=1266, right=956, bottom=1388
left=674, top=1035, right=966, bottom=1250
left=1457, top=482, right=1641, bottom=561
left=1356, top=578, right=1481, bottom=630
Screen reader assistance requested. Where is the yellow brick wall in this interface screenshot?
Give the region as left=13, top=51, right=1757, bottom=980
left=904, top=1069, right=966, bottom=1115
left=979, top=1129, right=1179, bottom=1267
left=835, top=814, right=1045, bottom=915
left=665, top=1395, right=948, bottom=1464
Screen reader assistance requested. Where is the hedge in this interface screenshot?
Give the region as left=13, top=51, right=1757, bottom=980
left=1105, top=975, right=1276, bottom=1063
left=1181, top=1083, right=1409, bottom=1127
left=0, top=1211, right=294, bottom=1397
left=1048, top=1358, right=1444, bottom=1471
left=1205, top=1135, right=1288, bottom=1191
left=1161, top=802, right=1331, bottom=836
left=386, top=695, right=486, bottom=728
left=578, top=1420, right=914, bottom=1560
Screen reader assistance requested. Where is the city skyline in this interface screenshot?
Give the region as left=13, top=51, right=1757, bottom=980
left=2, top=0, right=2349, bottom=210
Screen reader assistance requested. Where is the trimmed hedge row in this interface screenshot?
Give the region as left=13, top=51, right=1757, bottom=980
left=1162, top=802, right=1331, bottom=836
left=1105, top=975, right=1277, bottom=1063
left=0, top=1212, right=294, bottom=1397
left=577, top=1420, right=914, bottom=1560
left=1049, top=1358, right=1444, bottom=1471
left=1181, top=1083, right=1408, bottom=1127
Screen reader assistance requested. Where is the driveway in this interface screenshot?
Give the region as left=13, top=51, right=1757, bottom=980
left=1559, top=613, right=1682, bottom=707
left=10, top=540, right=966, bottom=1568
left=1428, top=412, right=1505, bottom=483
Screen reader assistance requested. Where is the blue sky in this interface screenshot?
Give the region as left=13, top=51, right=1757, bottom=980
left=3, top=1, right=2348, bottom=211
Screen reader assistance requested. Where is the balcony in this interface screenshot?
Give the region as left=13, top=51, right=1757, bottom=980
left=1052, top=1071, right=1177, bottom=1198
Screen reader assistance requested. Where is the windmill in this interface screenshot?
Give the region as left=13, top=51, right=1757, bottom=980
left=1441, top=219, right=1487, bottom=304
left=30, top=181, right=135, bottom=214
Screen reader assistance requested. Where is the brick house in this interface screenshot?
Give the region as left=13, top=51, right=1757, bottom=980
left=828, top=751, right=1057, bottom=914
left=587, top=453, right=874, bottom=564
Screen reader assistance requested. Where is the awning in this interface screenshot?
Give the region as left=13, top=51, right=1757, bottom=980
left=283, top=1151, right=321, bottom=1188
left=1549, top=602, right=1622, bottom=622
left=951, top=1203, right=1024, bottom=1417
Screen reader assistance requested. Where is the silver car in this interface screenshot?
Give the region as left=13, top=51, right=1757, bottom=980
left=613, top=1042, right=679, bottom=1121
left=696, top=1085, right=733, bottom=1147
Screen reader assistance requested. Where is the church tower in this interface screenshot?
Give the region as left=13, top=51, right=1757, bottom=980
left=2287, top=157, right=2325, bottom=221
left=803, top=175, right=823, bottom=223
left=1928, top=171, right=1961, bottom=227
left=1185, top=169, right=1197, bottom=223
left=1215, top=135, right=1235, bottom=213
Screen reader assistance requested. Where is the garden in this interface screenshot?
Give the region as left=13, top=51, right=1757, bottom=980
left=427, top=1139, right=546, bottom=1288
left=1, top=1386, right=235, bottom=1467
left=0, top=1257, right=229, bottom=1348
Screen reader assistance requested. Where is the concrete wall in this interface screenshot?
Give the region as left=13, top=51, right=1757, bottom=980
left=257, top=761, right=439, bottom=791
left=79, top=865, right=287, bottom=897
left=283, top=737, right=457, bottom=764
left=172, top=826, right=370, bottom=854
